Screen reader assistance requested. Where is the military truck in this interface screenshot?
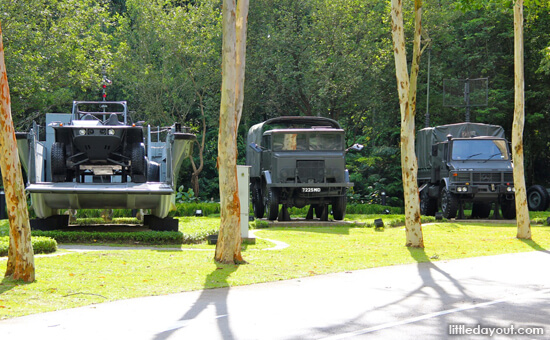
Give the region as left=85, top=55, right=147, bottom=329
left=246, top=116, right=361, bottom=221
left=16, top=100, right=196, bottom=230
left=416, top=122, right=515, bottom=219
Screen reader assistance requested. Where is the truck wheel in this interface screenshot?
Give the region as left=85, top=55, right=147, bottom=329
left=420, top=190, right=437, bottom=216
left=471, top=203, right=491, bottom=219
left=131, top=143, right=146, bottom=183
left=440, top=187, right=458, bottom=219
left=527, top=185, right=549, bottom=211
left=500, top=197, right=516, bottom=219
left=252, top=183, right=265, bottom=219
left=266, top=188, right=279, bottom=221
left=147, top=162, right=160, bottom=182
left=51, top=142, right=67, bottom=182
left=332, top=196, right=347, bottom=220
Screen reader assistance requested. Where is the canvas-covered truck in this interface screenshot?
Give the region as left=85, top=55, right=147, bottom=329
left=416, top=122, right=516, bottom=219
left=246, top=116, right=362, bottom=221
left=16, top=100, right=196, bottom=230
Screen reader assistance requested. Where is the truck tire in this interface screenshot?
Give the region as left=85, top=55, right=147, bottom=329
left=147, top=161, right=160, bottom=182
left=440, top=187, right=458, bottom=219
left=420, top=190, right=437, bottom=216
left=131, top=143, right=146, bottom=183
left=527, top=185, right=550, bottom=211
left=252, top=183, right=265, bottom=219
left=471, top=202, right=491, bottom=219
left=51, top=142, right=67, bottom=182
left=266, top=188, right=279, bottom=221
left=500, top=197, right=516, bottom=219
left=332, top=195, right=347, bottom=220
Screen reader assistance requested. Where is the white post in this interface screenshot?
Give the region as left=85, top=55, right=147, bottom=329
left=237, top=165, right=253, bottom=240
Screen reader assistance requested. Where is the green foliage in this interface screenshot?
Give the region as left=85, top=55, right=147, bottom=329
left=251, top=219, right=270, bottom=229
left=175, top=186, right=201, bottom=203
left=74, top=217, right=141, bottom=225
left=0, top=236, right=57, bottom=257
left=173, top=202, right=220, bottom=216
left=25, top=215, right=221, bottom=245
left=3, top=0, right=550, bottom=204
left=0, top=0, right=118, bottom=129
left=31, top=230, right=185, bottom=245
left=345, top=204, right=403, bottom=215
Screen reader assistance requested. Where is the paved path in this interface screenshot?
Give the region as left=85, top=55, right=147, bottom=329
left=2, top=250, right=549, bottom=340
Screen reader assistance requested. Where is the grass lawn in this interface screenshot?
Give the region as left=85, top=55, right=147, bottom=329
left=1, top=215, right=550, bottom=319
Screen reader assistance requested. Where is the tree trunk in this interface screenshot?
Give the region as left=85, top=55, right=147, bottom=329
left=215, top=0, right=249, bottom=264
left=391, top=0, right=424, bottom=248
left=190, top=93, right=206, bottom=196
left=513, top=0, right=531, bottom=240
left=0, top=22, right=35, bottom=282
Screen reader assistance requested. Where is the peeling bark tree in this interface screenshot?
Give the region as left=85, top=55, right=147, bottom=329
left=391, top=0, right=424, bottom=248
left=215, top=0, right=249, bottom=264
left=0, top=22, right=35, bottom=282
left=512, top=0, right=531, bottom=239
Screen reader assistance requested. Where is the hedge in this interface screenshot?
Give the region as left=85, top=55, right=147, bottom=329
left=30, top=230, right=185, bottom=245
left=0, top=236, right=57, bottom=257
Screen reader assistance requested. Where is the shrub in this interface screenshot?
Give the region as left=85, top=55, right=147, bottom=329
left=74, top=217, right=141, bottom=225
left=172, top=203, right=221, bottom=217
left=30, top=230, right=185, bottom=245
left=346, top=204, right=403, bottom=215
left=0, top=236, right=57, bottom=257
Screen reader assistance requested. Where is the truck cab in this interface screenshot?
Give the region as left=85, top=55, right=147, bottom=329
left=417, top=123, right=515, bottom=219
left=247, top=117, right=360, bottom=221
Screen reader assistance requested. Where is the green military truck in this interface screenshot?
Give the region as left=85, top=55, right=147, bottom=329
left=416, top=122, right=516, bottom=219
left=246, top=116, right=361, bottom=221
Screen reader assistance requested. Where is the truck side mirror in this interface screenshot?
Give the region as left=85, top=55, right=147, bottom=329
left=346, top=143, right=364, bottom=152
left=248, top=142, right=263, bottom=153
left=431, top=145, right=438, bottom=156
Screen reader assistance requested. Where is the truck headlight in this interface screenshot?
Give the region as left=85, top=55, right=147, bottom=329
left=108, top=129, right=115, bottom=136
left=506, top=186, right=513, bottom=192
left=79, top=129, right=86, bottom=136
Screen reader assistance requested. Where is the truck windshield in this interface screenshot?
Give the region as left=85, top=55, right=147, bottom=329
left=451, top=139, right=509, bottom=161
left=272, top=133, right=343, bottom=151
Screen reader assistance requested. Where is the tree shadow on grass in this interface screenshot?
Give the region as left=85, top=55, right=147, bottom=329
left=153, top=263, right=239, bottom=340
left=519, top=238, right=550, bottom=254
left=0, top=275, right=31, bottom=295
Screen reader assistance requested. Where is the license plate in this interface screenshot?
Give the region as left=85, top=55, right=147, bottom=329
left=302, top=187, right=321, bottom=193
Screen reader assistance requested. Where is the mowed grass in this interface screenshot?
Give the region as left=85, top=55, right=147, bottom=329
left=1, top=217, right=550, bottom=319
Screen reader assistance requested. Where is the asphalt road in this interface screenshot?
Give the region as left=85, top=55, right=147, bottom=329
left=1, top=251, right=550, bottom=340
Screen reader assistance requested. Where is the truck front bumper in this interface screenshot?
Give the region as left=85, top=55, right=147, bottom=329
left=449, top=183, right=515, bottom=196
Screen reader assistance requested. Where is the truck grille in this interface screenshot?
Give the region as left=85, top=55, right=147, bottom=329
left=296, top=160, right=324, bottom=183
left=472, top=173, right=502, bottom=183
left=455, top=172, right=513, bottom=184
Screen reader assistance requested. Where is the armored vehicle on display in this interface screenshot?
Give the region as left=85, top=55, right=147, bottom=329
left=246, top=116, right=361, bottom=221
left=416, top=122, right=516, bottom=219
left=16, top=100, right=195, bottom=230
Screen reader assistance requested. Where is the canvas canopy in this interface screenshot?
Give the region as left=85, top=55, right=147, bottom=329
left=246, top=116, right=341, bottom=177
left=416, top=122, right=506, bottom=170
